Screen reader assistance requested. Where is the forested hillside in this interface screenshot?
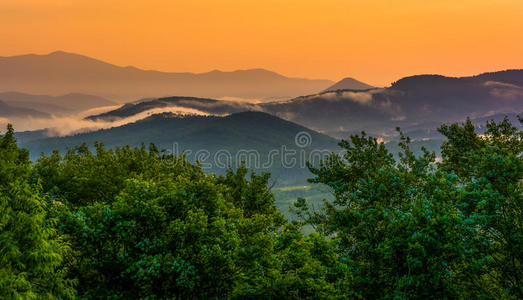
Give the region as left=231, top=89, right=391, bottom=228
left=19, top=111, right=340, bottom=188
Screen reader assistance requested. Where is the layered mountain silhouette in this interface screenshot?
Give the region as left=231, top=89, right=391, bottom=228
left=263, top=70, right=523, bottom=137
left=0, top=51, right=333, bottom=101
left=0, top=92, right=115, bottom=115
left=87, top=70, right=523, bottom=138
left=323, top=77, right=374, bottom=92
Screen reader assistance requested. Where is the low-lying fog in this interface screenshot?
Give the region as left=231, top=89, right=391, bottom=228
left=0, top=105, right=213, bottom=136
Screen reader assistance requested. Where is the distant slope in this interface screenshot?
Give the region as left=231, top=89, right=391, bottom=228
left=0, top=51, right=333, bottom=101
left=400, top=112, right=523, bottom=141
left=0, top=92, right=115, bottom=114
left=323, top=77, right=374, bottom=92
left=0, top=100, right=50, bottom=118
left=20, top=111, right=340, bottom=185
left=466, top=69, right=523, bottom=86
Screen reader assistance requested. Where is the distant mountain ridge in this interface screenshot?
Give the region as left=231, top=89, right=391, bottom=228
left=0, top=100, right=50, bottom=118
left=87, top=69, right=523, bottom=138
left=0, top=91, right=115, bottom=115
left=0, top=51, right=333, bottom=101
left=267, top=69, right=523, bottom=137
left=467, top=69, right=523, bottom=86
left=390, top=69, right=523, bottom=90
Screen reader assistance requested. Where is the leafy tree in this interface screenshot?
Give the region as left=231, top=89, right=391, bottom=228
left=300, top=132, right=468, bottom=298
left=236, top=223, right=354, bottom=299
left=34, top=143, right=342, bottom=298
left=217, top=166, right=285, bottom=224
left=34, top=142, right=203, bottom=206
left=439, top=117, right=523, bottom=297
left=299, top=117, right=522, bottom=299
left=0, top=125, right=75, bottom=299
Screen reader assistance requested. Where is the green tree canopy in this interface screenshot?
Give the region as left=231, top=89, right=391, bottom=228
left=298, top=117, right=522, bottom=299
left=0, top=125, right=75, bottom=299
left=1, top=115, right=521, bottom=299
left=32, top=142, right=345, bottom=299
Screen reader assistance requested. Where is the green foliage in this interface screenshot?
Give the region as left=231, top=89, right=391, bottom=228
left=0, top=125, right=75, bottom=299
left=217, top=166, right=285, bottom=223
left=439, top=117, right=523, bottom=297
left=34, top=142, right=203, bottom=206
left=30, top=142, right=342, bottom=298
left=59, top=176, right=245, bottom=298
left=302, top=132, right=466, bottom=298
left=1, top=116, right=521, bottom=299
left=298, top=117, right=522, bottom=299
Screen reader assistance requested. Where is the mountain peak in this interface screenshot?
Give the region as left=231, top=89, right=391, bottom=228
left=323, top=77, right=374, bottom=92
left=46, top=51, right=97, bottom=61
left=48, top=50, right=70, bottom=56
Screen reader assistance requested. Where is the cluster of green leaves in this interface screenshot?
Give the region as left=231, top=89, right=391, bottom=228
left=2, top=137, right=346, bottom=298
left=297, top=117, right=522, bottom=299
left=1, top=116, right=521, bottom=299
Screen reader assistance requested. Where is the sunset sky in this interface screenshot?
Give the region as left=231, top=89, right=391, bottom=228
left=1, top=0, right=522, bottom=86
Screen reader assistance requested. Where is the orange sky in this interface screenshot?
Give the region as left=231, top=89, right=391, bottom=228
left=1, top=0, right=522, bottom=86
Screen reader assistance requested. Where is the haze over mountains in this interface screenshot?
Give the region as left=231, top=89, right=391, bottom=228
left=87, top=69, right=523, bottom=139
left=0, top=51, right=333, bottom=102
left=1, top=50, right=521, bottom=145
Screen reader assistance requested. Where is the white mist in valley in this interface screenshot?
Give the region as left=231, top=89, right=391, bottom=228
left=0, top=105, right=211, bottom=136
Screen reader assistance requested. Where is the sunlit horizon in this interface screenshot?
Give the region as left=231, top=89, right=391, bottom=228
left=2, top=0, right=522, bottom=86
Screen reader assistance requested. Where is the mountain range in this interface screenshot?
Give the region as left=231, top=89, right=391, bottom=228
left=4, top=51, right=522, bottom=214
left=87, top=69, right=523, bottom=139
left=0, top=51, right=333, bottom=101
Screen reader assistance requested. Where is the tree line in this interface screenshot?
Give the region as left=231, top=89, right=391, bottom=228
left=0, top=117, right=521, bottom=299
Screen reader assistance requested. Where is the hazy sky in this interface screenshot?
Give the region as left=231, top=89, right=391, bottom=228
left=2, top=0, right=522, bottom=85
